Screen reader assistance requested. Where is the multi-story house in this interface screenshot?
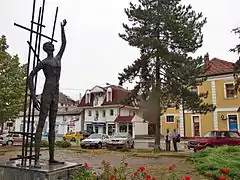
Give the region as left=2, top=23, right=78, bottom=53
left=161, top=56, right=240, bottom=137
left=78, top=85, right=148, bottom=138
left=14, top=92, right=81, bottom=136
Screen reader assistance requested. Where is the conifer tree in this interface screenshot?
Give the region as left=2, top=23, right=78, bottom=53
left=118, top=0, right=210, bottom=148
left=230, top=27, right=240, bottom=92
left=0, top=35, right=26, bottom=131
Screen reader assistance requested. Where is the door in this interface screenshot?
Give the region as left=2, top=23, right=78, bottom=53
left=192, top=116, right=200, bottom=137
left=228, top=115, right=238, bottom=131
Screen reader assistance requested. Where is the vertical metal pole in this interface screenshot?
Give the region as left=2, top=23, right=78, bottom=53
left=21, top=0, right=36, bottom=166
left=33, top=0, right=46, bottom=165
left=51, top=7, right=58, bottom=43
left=28, top=7, right=43, bottom=165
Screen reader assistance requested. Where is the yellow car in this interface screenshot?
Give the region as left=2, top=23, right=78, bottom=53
left=63, top=131, right=83, bottom=141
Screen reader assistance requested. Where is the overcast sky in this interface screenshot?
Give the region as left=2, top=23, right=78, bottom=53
left=1, top=0, right=240, bottom=100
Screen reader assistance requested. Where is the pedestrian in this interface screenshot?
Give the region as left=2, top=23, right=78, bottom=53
left=172, top=129, right=178, bottom=152
left=165, top=129, right=171, bottom=151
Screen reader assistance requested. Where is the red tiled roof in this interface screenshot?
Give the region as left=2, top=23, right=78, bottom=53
left=115, top=116, right=134, bottom=123
left=78, top=85, right=130, bottom=107
left=201, top=58, right=234, bottom=77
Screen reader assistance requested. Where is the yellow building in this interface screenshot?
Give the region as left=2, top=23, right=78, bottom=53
left=161, top=57, right=240, bottom=137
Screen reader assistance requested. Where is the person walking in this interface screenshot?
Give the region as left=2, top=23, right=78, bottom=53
left=172, top=129, right=179, bottom=152
left=165, top=129, right=171, bottom=151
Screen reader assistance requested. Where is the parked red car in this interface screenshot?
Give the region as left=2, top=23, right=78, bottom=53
left=187, top=130, right=240, bottom=152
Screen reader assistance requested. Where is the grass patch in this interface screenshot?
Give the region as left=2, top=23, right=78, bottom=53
left=55, top=140, right=71, bottom=148
left=127, top=149, right=190, bottom=158
left=190, top=146, right=240, bottom=179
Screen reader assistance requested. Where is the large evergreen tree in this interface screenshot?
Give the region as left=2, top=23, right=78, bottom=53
left=118, top=0, right=212, bottom=148
left=0, top=35, right=26, bottom=131
left=230, top=27, right=240, bottom=92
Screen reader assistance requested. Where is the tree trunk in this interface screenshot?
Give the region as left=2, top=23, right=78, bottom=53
left=1, top=122, right=4, bottom=133
left=154, top=55, right=161, bottom=150
left=182, top=98, right=186, bottom=137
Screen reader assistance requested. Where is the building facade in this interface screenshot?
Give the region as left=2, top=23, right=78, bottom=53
left=14, top=92, right=82, bottom=136
left=78, top=85, right=148, bottom=138
left=161, top=57, right=240, bottom=137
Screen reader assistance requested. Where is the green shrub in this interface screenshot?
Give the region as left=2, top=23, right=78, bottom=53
left=26, top=140, right=49, bottom=147
left=55, top=140, right=71, bottom=148
left=40, top=140, right=49, bottom=147
left=190, top=146, right=240, bottom=179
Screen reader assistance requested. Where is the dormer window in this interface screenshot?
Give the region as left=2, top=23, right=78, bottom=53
left=85, top=91, right=90, bottom=104
left=107, top=88, right=112, bottom=102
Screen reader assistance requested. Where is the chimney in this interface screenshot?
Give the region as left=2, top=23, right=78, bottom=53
left=79, top=93, right=82, bottom=103
left=204, top=53, right=209, bottom=64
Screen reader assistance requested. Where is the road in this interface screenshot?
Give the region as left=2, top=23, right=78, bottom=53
left=44, top=137, right=187, bottom=151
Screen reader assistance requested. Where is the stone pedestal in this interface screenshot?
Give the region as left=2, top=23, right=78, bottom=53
left=0, top=160, right=82, bottom=180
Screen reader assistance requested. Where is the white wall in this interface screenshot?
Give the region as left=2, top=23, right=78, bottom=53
left=84, top=107, right=138, bottom=123
left=133, top=115, right=148, bottom=136
left=84, top=107, right=119, bottom=123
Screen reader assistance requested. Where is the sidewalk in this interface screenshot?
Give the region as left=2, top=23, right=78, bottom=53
left=134, top=139, right=189, bottom=151
left=135, top=139, right=188, bottom=144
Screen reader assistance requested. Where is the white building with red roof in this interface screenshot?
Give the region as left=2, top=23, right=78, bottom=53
left=78, top=85, right=148, bottom=138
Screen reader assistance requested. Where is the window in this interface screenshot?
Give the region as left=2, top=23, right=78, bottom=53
left=225, top=83, right=236, bottom=99
left=190, top=86, right=199, bottom=94
left=88, top=110, right=92, bottom=116
left=102, top=110, right=106, bottom=117
left=110, top=109, right=114, bottom=116
left=166, top=115, right=174, bottom=123
left=95, top=110, right=99, bottom=120
left=132, top=111, right=136, bottom=116
left=85, top=91, right=90, bottom=104
left=229, top=132, right=240, bottom=138
left=95, top=110, right=99, bottom=116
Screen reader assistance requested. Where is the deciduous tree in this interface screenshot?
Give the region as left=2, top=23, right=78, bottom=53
left=0, top=35, right=26, bottom=131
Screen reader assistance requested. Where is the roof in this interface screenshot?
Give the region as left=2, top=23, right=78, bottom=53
left=78, top=85, right=131, bottom=107
left=115, top=116, right=134, bottom=123
left=201, top=58, right=234, bottom=77
left=18, top=106, right=82, bottom=117
left=36, top=92, right=76, bottom=106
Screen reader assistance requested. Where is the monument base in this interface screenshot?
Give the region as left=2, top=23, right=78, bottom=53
left=0, top=160, right=82, bottom=180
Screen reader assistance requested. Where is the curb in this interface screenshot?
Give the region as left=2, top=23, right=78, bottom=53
left=127, top=153, right=190, bottom=158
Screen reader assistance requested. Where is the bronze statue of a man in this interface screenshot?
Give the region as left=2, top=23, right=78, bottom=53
left=28, top=19, right=67, bottom=166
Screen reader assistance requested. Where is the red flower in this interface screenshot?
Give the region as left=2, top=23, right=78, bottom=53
left=168, top=164, right=176, bottom=170
left=109, top=175, right=116, bottom=180
left=83, top=162, right=90, bottom=169
left=218, top=176, right=226, bottom=180
left=124, top=162, right=128, bottom=166
left=139, top=166, right=146, bottom=171
left=133, top=172, right=138, bottom=176
left=152, top=178, right=156, bottom=180
left=145, top=175, right=151, bottom=180
left=220, top=168, right=229, bottom=174
left=182, top=176, right=191, bottom=180
left=206, top=173, right=212, bottom=177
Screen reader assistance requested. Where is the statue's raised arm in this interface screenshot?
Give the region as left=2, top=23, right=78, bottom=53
left=56, top=19, right=67, bottom=59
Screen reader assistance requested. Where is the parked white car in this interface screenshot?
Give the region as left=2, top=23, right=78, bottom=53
left=106, top=132, right=134, bottom=149
left=80, top=133, right=109, bottom=149
left=0, top=134, right=23, bottom=146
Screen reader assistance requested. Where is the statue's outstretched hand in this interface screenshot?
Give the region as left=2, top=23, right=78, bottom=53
left=33, top=98, right=41, bottom=111
left=61, top=19, right=67, bottom=27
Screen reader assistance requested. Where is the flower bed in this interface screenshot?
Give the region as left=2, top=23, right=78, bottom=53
left=190, top=146, right=240, bottom=179
left=72, top=158, right=193, bottom=180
